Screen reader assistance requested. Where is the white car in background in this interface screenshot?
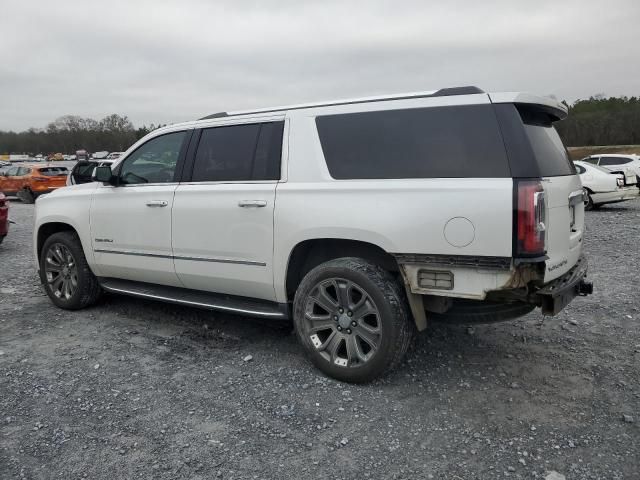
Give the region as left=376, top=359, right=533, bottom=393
left=105, top=152, right=124, bottom=160
left=581, top=154, right=640, bottom=179
left=574, top=161, right=639, bottom=210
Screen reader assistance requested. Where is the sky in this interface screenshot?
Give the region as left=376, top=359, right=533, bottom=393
left=1, top=0, right=639, bottom=131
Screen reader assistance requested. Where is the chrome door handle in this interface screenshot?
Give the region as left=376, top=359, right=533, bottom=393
left=238, top=200, right=267, bottom=208
left=146, top=200, right=168, bottom=207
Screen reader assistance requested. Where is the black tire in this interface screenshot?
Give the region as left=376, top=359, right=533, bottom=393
left=39, top=231, right=102, bottom=310
left=0, top=235, right=4, bottom=245
left=430, top=299, right=535, bottom=324
left=17, top=188, right=35, bottom=204
left=293, top=257, right=415, bottom=383
left=584, top=189, right=594, bottom=211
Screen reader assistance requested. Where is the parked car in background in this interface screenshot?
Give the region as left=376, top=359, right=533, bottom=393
left=574, top=161, right=639, bottom=210
left=91, top=151, right=110, bottom=160
left=0, top=191, right=8, bottom=244
left=582, top=154, right=640, bottom=179
left=67, top=160, right=114, bottom=185
left=47, top=153, right=64, bottom=161
left=35, top=154, right=44, bottom=160
left=76, top=150, right=89, bottom=161
left=35, top=87, right=592, bottom=382
left=105, top=152, right=124, bottom=160
left=0, top=160, right=10, bottom=167
left=0, top=164, right=69, bottom=203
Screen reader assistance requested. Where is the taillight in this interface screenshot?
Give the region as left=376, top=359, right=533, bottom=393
left=616, top=177, right=624, bottom=187
left=515, top=179, right=546, bottom=257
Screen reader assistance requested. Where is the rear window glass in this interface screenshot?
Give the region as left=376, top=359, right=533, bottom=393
left=315, top=105, right=510, bottom=179
left=38, top=167, right=68, bottom=176
left=191, top=122, right=283, bottom=182
left=599, top=157, right=631, bottom=166
left=518, top=108, right=575, bottom=177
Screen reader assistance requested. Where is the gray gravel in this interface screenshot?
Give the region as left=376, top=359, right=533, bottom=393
left=1, top=199, right=639, bottom=479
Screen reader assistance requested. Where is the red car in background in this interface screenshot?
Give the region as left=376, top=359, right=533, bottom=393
left=0, top=192, right=8, bottom=244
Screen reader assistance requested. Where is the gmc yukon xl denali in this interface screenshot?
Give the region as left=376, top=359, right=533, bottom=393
left=34, top=86, right=593, bottom=382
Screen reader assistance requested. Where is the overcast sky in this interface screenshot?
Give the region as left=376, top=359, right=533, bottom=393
left=1, top=0, right=638, bottom=131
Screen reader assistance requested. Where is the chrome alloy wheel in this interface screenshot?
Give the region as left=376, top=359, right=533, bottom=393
left=44, top=243, right=78, bottom=300
left=303, top=278, right=382, bottom=368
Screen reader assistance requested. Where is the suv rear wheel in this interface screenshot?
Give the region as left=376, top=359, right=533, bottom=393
left=293, top=258, right=414, bottom=383
left=39, top=231, right=102, bottom=310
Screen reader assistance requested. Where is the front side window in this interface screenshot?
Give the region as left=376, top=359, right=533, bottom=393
left=119, top=131, right=187, bottom=185
left=191, top=122, right=283, bottom=182
left=316, top=105, right=510, bottom=179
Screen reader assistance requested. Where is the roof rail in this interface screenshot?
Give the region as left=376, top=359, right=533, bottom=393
left=199, top=112, right=228, bottom=120
left=198, top=86, right=484, bottom=120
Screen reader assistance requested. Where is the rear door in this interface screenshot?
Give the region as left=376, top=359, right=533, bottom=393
left=172, top=119, right=285, bottom=301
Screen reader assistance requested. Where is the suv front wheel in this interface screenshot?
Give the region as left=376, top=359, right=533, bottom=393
left=39, top=231, right=102, bottom=310
left=293, top=258, right=414, bottom=383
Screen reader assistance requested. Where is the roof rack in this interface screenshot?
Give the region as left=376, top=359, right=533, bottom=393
left=198, top=86, right=484, bottom=120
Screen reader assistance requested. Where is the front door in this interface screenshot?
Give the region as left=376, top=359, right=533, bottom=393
left=90, top=129, right=191, bottom=286
left=172, top=120, right=285, bottom=301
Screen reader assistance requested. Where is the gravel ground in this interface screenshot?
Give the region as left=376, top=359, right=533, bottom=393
left=1, top=200, right=639, bottom=479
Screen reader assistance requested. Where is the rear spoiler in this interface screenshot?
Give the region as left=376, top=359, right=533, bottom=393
left=489, top=92, right=568, bottom=121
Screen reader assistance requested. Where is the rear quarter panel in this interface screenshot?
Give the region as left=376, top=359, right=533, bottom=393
left=273, top=104, right=514, bottom=302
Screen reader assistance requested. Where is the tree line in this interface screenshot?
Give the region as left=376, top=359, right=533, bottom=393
left=0, top=114, right=165, bottom=155
left=555, top=95, right=640, bottom=147
left=1, top=95, right=639, bottom=154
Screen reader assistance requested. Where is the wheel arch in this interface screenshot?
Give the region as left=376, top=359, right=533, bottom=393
left=284, top=238, right=399, bottom=302
left=37, top=222, right=79, bottom=259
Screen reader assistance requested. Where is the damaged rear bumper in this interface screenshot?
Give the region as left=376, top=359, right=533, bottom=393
left=533, top=254, right=592, bottom=315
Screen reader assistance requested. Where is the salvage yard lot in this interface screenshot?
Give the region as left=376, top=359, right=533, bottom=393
left=1, top=201, right=639, bottom=479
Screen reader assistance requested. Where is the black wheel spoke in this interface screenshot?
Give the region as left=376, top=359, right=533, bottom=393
left=44, top=243, right=78, bottom=300
left=303, top=276, right=382, bottom=369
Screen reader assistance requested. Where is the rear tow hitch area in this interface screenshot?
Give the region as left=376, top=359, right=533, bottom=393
left=534, top=255, right=592, bottom=315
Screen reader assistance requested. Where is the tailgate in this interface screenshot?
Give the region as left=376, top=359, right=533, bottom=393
left=542, top=174, right=584, bottom=282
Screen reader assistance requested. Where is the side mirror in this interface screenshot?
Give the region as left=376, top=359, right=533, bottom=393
left=92, top=165, right=115, bottom=184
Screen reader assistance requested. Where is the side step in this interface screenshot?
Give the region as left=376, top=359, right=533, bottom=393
left=98, top=278, right=289, bottom=319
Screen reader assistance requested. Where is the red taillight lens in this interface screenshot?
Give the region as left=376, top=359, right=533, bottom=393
left=515, top=179, right=546, bottom=257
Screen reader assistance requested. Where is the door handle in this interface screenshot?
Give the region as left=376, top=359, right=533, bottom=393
left=238, top=200, right=267, bottom=208
left=146, top=200, right=168, bottom=207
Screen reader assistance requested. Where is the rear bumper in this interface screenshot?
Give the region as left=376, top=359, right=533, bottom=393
left=534, top=254, right=592, bottom=315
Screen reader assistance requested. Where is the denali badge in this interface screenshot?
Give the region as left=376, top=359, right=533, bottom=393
left=547, top=259, right=568, bottom=272
left=94, top=238, right=114, bottom=243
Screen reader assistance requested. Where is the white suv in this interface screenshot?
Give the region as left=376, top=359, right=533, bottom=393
left=34, top=86, right=592, bottom=382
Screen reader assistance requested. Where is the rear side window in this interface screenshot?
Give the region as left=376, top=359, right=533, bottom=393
left=191, top=122, right=283, bottom=182
left=599, top=157, right=631, bottom=166
left=38, top=167, right=68, bottom=176
left=316, top=105, right=510, bottom=179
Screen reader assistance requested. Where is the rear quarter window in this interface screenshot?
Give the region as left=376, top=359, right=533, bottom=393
left=315, top=105, right=510, bottom=179
left=494, top=104, right=575, bottom=178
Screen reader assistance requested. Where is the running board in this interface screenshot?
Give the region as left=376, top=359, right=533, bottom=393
left=98, top=278, right=289, bottom=319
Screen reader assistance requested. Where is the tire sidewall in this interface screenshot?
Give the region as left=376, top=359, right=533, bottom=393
left=293, top=260, right=403, bottom=382
left=40, top=232, right=92, bottom=309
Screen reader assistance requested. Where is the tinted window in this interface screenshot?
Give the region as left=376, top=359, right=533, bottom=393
left=583, top=156, right=599, bottom=164
left=519, top=108, right=575, bottom=177
left=192, top=122, right=283, bottom=182
left=316, top=105, right=510, bottom=179
left=17, top=167, right=31, bottom=175
left=5, top=167, right=18, bottom=176
left=119, top=131, right=187, bottom=185
left=599, top=157, right=631, bottom=166
left=575, top=164, right=586, bottom=174
left=38, top=167, right=68, bottom=176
